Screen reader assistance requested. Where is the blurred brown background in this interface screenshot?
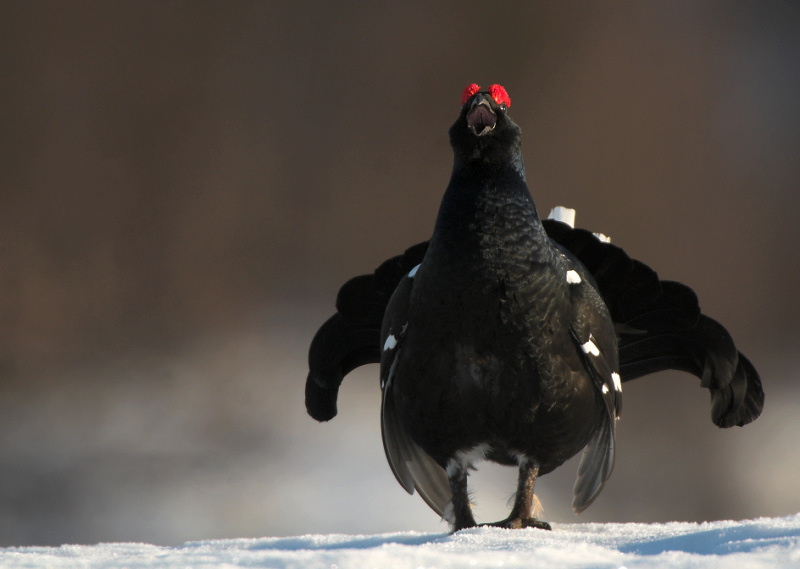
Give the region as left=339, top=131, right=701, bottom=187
left=1, top=0, right=799, bottom=546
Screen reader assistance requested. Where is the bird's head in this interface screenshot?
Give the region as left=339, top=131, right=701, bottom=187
left=449, top=83, right=523, bottom=175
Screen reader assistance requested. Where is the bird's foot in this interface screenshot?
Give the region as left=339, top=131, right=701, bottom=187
left=482, top=517, right=552, bottom=530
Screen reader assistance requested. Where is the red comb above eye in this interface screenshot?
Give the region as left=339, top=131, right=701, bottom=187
left=489, top=84, right=510, bottom=108
left=460, top=83, right=481, bottom=106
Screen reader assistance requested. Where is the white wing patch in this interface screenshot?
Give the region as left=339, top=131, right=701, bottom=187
left=581, top=339, right=600, bottom=357
left=566, top=269, right=582, bottom=284
left=383, top=334, right=398, bottom=351
left=408, top=264, right=420, bottom=278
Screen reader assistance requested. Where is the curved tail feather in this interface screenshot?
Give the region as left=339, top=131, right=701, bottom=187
left=305, top=242, right=428, bottom=421
left=543, top=218, right=763, bottom=428
left=306, top=310, right=380, bottom=421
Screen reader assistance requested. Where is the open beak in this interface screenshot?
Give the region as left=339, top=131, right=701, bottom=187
left=466, top=94, right=497, bottom=136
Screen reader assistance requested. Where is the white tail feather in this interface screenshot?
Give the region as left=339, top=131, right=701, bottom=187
left=547, top=206, right=576, bottom=228
left=547, top=205, right=612, bottom=243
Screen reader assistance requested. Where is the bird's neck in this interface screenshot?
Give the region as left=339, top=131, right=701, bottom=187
left=430, top=163, right=553, bottom=271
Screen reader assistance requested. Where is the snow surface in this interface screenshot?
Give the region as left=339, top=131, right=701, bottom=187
left=3, top=515, right=799, bottom=569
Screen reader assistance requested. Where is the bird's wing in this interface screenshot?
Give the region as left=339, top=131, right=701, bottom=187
left=379, top=264, right=452, bottom=517
left=566, top=267, right=620, bottom=514
left=305, top=242, right=428, bottom=421
left=543, top=218, right=763, bottom=428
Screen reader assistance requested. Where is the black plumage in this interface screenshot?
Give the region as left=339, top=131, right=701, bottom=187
left=305, top=85, right=763, bottom=531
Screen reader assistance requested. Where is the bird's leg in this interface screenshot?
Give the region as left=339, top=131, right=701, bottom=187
left=446, top=464, right=477, bottom=532
left=486, top=458, right=551, bottom=530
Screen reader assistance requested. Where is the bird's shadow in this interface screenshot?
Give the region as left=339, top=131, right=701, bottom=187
left=198, top=531, right=449, bottom=553
left=619, top=522, right=800, bottom=556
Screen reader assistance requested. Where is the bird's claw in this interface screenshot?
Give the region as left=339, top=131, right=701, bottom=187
left=482, top=517, right=552, bottom=530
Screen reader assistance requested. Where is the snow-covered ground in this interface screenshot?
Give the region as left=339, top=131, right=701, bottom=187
left=2, top=515, right=799, bottom=568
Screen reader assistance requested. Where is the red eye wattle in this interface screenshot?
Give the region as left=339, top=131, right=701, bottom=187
left=489, top=84, right=510, bottom=108
left=460, top=83, right=481, bottom=107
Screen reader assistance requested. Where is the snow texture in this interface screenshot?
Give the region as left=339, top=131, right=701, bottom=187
left=2, top=515, right=799, bottom=568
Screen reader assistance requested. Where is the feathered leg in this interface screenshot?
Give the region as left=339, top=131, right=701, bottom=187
left=487, top=459, right=551, bottom=530
left=446, top=465, right=477, bottom=532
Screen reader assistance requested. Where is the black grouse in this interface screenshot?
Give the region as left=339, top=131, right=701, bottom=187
left=305, top=83, right=764, bottom=531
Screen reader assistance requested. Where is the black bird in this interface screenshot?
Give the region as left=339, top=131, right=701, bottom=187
left=305, top=84, right=764, bottom=531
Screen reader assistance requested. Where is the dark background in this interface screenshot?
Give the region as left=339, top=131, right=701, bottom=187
left=1, top=1, right=799, bottom=546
